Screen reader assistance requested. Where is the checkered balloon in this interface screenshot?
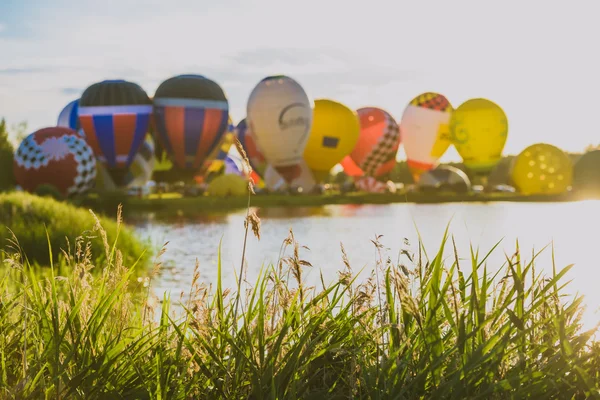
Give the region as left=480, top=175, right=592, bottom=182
left=353, top=108, right=401, bottom=177
left=355, top=176, right=388, bottom=193
left=14, top=127, right=97, bottom=197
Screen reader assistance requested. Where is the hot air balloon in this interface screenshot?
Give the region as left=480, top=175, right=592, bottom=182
left=341, top=107, right=401, bottom=179
left=247, top=75, right=313, bottom=183
left=263, top=161, right=316, bottom=193
left=57, top=99, right=81, bottom=132
left=78, top=80, right=152, bottom=185
left=450, top=98, right=508, bottom=177
left=13, top=127, right=96, bottom=196
left=417, top=165, right=471, bottom=194
left=236, top=117, right=268, bottom=178
left=400, top=92, right=453, bottom=182
left=355, top=176, right=389, bottom=193
left=199, top=116, right=236, bottom=176
left=303, top=99, right=360, bottom=182
left=95, top=135, right=156, bottom=191
left=153, top=74, right=230, bottom=175
left=128, top=136, right=156, bottom=187
left=510, top=143, right=572, bottom=195
left=572, top=150, right=600, bottom=195
left=207, top=174, right=249, bottom=196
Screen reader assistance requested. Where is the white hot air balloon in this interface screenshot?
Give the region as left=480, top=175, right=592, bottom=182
left=247, top=75, right=314, bottom=183
left=400, top=92, right=453, bottom=182
left=264, top=160, right=317, bottom=193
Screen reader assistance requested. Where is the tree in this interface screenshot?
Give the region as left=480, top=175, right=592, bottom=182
left=0, top=118, right=15, bottom=191
left=10, top=121, right=28, bottom=145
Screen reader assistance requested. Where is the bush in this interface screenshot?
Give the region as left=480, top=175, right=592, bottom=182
left=0, top=191, right=148, bottom=267
left=34, top=183, right=65, bottom=201
left=0, top=118, right=15, bottom=192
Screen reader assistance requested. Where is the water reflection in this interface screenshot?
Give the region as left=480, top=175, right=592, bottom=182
left=133, top=200, right=600, bottom=329
left=254, top=206, right=335, bottom=219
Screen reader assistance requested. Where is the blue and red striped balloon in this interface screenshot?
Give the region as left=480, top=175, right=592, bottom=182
left=78, top=80, right=153, bottom=171
left=153, top=75, right=229, bottom=171
left=57, top=99, right=81, bottom=132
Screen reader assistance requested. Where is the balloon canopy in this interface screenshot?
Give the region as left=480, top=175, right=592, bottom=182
left=263, top=160, right=316, bottom=193
left=450, top=98, right=508, bottom=176
left=95, top=135, right=156, bottom=191
left=236, top=117, right=268, bottom=178
left=573, top=150, right=600, bottom=195
left=13, top=127, right=96, bottom=197
left=355, top=176, right=389, bottom=193
left=247, top=75, right=313, bottom=183
left=400, top=92, right=453, bottom=182
left=153, top=74, right=230, bottom=172
left=510, top=143, right=572, bottom=195
left=207, top=174, right=248, bottom=196
left=199, top=116, right=236, bottom=176
left=57, top=99, right=81, bottom=132
left=78, top=79, right=153, bottom=184
left=417, top=165, right=471, bottom=194
left=341, top=107, right=401, bottom=179
left=303, top=99, right=360, bottom=180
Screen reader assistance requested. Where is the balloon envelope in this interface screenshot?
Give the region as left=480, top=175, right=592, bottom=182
left=573, top=150, right=600, bottom=194
left=342, top=107, right=401, bottom=178
left=153, top=74, right=229, bottom=171
left=236, top=117, right=268, bottom=178
left=263, top=160, right=316, bottom=193
left=400, top=93, right=453, bottom=182
left=450, top=98, right=508, bottom=175
left=57, top=99, right=81, bottom=132
left=303, top=99, right=360, bottom=178
left=207, top=174, right=248, bottom=196
left=78, top=80, right=152, bottom=176
left=13, top=127, right=96, bottom=196
left=418, top=165, right=471, bottom=194
left=95, top=135, right=156, bottom=190
left=355, top=176, right=388, bottom=193
left=247, top=75, right=313, bottom=182
left=510, top=143, right=572, bottom=195
left=200, top=116, right=236, bottom=176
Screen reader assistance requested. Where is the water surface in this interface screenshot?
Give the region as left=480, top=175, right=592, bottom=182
left=133, top=201, right=600, bottom=327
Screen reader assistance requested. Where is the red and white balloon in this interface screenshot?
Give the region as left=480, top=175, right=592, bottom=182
left=14, top=127, right=97, bottom=196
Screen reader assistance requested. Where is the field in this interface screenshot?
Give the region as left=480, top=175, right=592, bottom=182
left=1, top=193, right=600, bottom=398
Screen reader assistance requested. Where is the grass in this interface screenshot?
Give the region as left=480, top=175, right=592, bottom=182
left=1, top=205, right=600, bottom=398
left=0, top=191, right=149, bottom=268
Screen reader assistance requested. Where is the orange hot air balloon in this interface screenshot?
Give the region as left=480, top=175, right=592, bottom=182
left=340, top=107, right=401, bottom=178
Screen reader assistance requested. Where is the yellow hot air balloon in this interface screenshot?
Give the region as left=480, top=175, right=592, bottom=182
left=510, top=143, right=572, bottom=195
left=450, top=98, right=508, bottom=176
left=303, top=99, right=360, bottom=181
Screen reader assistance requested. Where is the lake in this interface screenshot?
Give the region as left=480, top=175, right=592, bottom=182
left=133, top=200, right=600, bottom=329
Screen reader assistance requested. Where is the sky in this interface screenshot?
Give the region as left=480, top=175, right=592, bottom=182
left=1, top=0, right=600, bottom=162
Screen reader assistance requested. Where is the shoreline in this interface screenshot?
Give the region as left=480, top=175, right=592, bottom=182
left=81, top=190, right=591, bottom=218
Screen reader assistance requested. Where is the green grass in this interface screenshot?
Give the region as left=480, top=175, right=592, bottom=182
left=1, top=208, right=600, bottom=398
left=0, top=191, right=149, bottom=268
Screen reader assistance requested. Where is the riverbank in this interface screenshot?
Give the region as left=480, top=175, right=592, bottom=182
left=81, top=190, right=581, bottom=218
